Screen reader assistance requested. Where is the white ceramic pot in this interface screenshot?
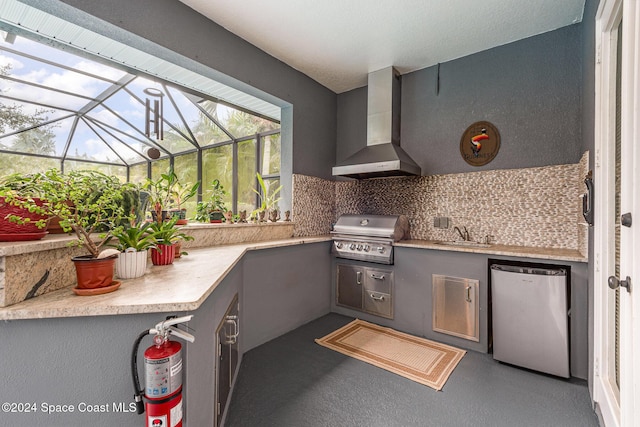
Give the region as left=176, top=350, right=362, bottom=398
left=116, top=248, right=148, bottom=279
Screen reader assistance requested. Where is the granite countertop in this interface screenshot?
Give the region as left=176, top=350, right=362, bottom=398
left=395, top=239, right=587, bottom=263
left=0, top=236, right=331, bottom=321
left=0, top=234, right=585, bottom=321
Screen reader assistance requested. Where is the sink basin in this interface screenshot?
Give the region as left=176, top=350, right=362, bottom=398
left=435, top=241, right=491, bottom=248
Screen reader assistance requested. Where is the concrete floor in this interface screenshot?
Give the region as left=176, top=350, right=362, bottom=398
left=225, top=313, right=599, bottom=427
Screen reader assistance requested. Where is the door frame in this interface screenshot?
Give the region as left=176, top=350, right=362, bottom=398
left=594, top=0, right=640, bottom=425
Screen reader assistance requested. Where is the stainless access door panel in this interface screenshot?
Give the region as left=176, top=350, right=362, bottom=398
left=491, top=264, right=569, bottom=378
left=432, top=275, right=479, bottom=342
left=336, top=264, right=364, bottom=310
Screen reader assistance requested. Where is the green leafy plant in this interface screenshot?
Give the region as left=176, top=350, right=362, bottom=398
left=47, top=170, right=134, bottom=258
left=0, top=171, right=54, bottom=229
left=208, top=179, right=227, bottom=212
left=145, top=167, right=179, bottom=224
left=170, top=181, right=200, bottom=211
left=252, top=172, right=282, bottom=214
left=108, top=221, right=158, bottom=252
left=3, top=169, right=135, bottom=258
left=145, top=167, right=200, bottom=224
left=148, top=216, right=194, bottom=245
left=194, top=179, right=227, bottom=222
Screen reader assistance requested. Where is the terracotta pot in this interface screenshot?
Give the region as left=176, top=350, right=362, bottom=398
left=46, top=200, right=74, bottom=234
left=151, top=244, right=176, bottom=265
left=47, top=216, right=66, bottom=234
left=0, top=196, right=50, bottom=241
left=174, top=241, right=182, bottom=259
left=116, top=248, right=148, bottom=279
left=72, top=254, right=117, bottom=289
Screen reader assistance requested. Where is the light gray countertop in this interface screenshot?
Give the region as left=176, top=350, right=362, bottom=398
left=395, top=239, right=587, bottom=263
left=0, top=235, right=586, bottom=321
left=0, top=236, right=331, bottom=321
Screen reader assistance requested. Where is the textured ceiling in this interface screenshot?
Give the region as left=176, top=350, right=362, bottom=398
left=180, top=0, right=585, bottom=94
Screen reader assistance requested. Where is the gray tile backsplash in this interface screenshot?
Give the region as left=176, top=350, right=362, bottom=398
left=293, top=152, right=589, bottom=253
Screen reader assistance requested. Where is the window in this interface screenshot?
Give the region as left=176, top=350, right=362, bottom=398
left=0, top=27, right=280, bottom=216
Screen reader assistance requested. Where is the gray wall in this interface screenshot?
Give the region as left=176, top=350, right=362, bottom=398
left=0, top=311, right=176, bottom=426
left=337, top=24, right=584, bottom=176
left=242, top=242, right=332, bottom=352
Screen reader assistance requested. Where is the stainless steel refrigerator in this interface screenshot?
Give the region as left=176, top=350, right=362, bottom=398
left=491, top=264, right=570, bottom=378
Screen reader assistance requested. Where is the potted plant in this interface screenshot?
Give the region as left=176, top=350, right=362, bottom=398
left=168, top=180, right=200, bottom=225
left=148, top=216, right=194, bottom=265
left=0, top=172, right=52, bottom=241
left=108, top=221, right=157, bottom=279
left=195, top=179, right=228, bottom=223
left=145, top=167, right=180, bottom=224
left=14, top=169, right=135, bottom=293
left=252, top=172, right=282, bottom=222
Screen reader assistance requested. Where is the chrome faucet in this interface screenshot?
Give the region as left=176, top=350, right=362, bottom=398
left=453, top=226, right=470, bottom=241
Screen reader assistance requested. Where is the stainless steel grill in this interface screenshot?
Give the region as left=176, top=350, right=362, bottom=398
left=331, top=214, right=409, bottom=264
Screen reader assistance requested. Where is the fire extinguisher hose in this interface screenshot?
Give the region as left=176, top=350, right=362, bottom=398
left=131, top=329, right=151, bottom=415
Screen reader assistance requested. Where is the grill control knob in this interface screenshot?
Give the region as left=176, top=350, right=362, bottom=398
left=377, top=246, right=385, bottom=254
left=363, top=245, right=370, bottom=252
left=356, top=244, right=363, bottom=251
left=335, top=242, right=343, bottom=249
left=349, top=243, right=356, bottom=250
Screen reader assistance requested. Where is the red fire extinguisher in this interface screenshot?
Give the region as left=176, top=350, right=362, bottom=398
left=132, top=315, right=195, bottom=427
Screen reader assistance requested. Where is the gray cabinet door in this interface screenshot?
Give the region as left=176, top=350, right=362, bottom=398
left=216, top=294, right=239, bottom=427
left=336, top=264, right=364, bottom=310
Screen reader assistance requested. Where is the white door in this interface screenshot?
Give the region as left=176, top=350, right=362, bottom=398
left=594, top=1, right=640, bottom=426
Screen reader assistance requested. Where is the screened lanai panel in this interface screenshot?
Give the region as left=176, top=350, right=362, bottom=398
left=84, top=104, right=176, bottom=157
left=0, top=99, right=72, bottom=136
left=2, top=124, right=60, bottom=156
left=0, top=115, right=74, bottom=157
left=86, top=119, right=147, bottom=164
left=202, top=144, right=233, bottom=208
left=261, top=133, right=281, bottom=175
left=0, top=0, right=281, bottom=121
left=174, top=152, right=198, bottom=216
left=166, top=86, right=230, bottom=147
left=63, top=160, right=127, bottom=181
left=129, top=163, right=148, bottom=184
left=199, top=100, right=279, bottom=139
left=0, top=151, right=58, bottom=175
left=84, top=114, right=163, bottom=162
left=237, top=139, right=257, bottom=213
left=65, top=119, right=126, bottom=164
left=1, top=77, right=91, bottom=111
left=97, top=91, right=196, bottom=156
left=0, top=39, right=122, bottom=98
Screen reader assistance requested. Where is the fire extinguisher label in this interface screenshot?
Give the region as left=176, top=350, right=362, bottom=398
left=148, top=414, right=167, bottom=426
left=145, top=351, right=183, bottom=398
left=170, top=396, right=182, bottom=427
left=170, top=358, right=182, bottom=377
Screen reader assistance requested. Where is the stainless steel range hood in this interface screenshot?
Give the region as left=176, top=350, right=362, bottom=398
left=332, top=66, right=421, bottom=179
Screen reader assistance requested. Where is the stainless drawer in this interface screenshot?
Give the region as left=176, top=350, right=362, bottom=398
left=363, top=290, right=393, bottom=319
left=364, top=268, right=392, bottom=294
